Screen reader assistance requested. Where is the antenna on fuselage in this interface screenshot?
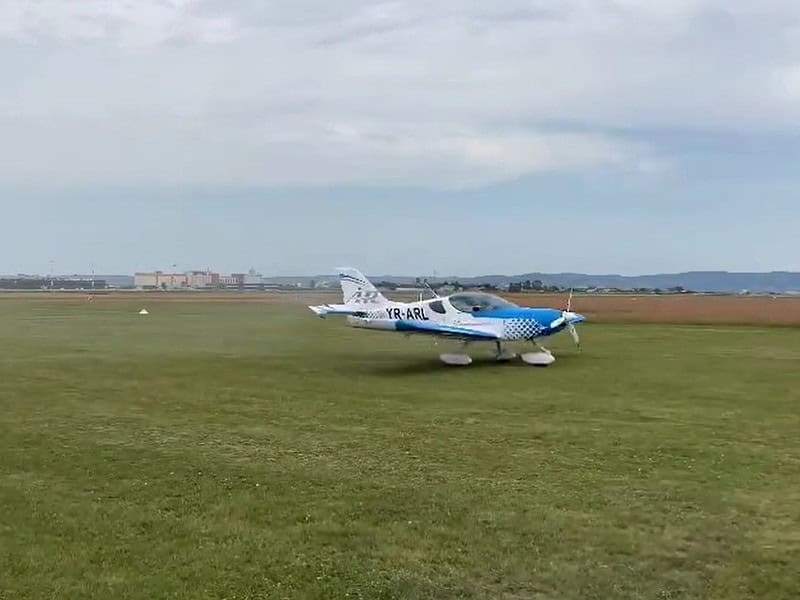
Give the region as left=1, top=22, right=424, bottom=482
left=422, top=279, right=440, bottom=300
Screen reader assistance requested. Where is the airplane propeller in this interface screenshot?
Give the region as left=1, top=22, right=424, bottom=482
left=548, top=288, right=581, bottom=349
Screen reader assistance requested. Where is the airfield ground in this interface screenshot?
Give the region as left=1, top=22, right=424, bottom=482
left=1, top=293, right=798, bottom=599
left=6, top=289, right=800, bottom=325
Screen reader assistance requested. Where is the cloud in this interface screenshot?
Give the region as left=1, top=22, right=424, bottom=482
left=0, top=0, right=237, bottom=47
left=1, top=0, right=799, bottom=188
left=0, top=114, right=656, bottom=188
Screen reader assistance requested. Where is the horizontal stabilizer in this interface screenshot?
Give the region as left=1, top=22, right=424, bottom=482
left=308, top=304, right=366, bottom=318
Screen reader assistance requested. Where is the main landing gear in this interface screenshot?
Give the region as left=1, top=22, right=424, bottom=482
left=439, top=353, right=474, bottom=366
left=439, top=340, right=474, bottom=366
left=494, top=340, right=517, bottom=362
left=437, top=341, right=555, bottom=367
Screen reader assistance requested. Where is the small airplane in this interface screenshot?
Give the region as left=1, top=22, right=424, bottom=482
left=309, top=268, right=586, bottom=366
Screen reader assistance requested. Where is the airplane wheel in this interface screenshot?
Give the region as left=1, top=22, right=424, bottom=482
left=439, top=354, right=472, bottom=366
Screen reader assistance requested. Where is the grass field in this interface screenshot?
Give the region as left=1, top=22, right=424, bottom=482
left=1, top=297, right=799, bottom=599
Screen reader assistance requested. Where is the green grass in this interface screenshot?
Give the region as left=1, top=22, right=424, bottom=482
left=1, top=299, right=798, bottom=599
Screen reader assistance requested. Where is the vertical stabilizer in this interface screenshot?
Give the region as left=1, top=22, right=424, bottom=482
left=336, top=268, right=389, bottom=306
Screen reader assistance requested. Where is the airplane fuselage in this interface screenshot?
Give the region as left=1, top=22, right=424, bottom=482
left=332, top=291, right=580, bottom=342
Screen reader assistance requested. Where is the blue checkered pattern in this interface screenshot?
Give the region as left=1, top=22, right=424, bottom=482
left=502, top=318, right=545, bottom=340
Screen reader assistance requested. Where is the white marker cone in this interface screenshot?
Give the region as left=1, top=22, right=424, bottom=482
left=139, top=308, right=149, bottom=315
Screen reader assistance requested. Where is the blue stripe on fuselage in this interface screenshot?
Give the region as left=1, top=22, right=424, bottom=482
left=394, top=320, right=499, bottom=340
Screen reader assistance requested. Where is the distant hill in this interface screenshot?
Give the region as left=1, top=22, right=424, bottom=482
left=292, top=271, right=800, bottom=294
left=460, top=271, right=800, bottom=293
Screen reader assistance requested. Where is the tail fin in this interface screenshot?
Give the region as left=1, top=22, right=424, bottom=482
left=336, top=267, right=389, bottom=306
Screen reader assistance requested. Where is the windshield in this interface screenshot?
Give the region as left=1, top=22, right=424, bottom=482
left=448, top=292, right=517, bottom=313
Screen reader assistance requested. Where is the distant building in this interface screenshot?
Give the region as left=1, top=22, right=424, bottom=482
left=219, top=274, right=245, bottom=288
left=133, top=268, right=286, bottom=291
left=186, top=270, right=219, bottom=288
left=134, top=271, right=189, bottom=289
left=135, top=269, right=226, bottom=289
left=0, top=277, right=108, bottom=290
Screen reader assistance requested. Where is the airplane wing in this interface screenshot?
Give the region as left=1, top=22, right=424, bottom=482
left=392, top=319, right=500, bottom=340
left=311, top=307, right=500, bottom=341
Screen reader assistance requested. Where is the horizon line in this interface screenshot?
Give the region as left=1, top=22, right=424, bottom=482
left=3, top=269, right=800, bottom=279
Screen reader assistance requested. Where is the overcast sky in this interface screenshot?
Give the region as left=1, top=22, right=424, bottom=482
left=2, top=0, right=799, bottom=276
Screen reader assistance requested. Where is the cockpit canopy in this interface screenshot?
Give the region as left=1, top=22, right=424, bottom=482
left=448, top=292, right=518, bottom=314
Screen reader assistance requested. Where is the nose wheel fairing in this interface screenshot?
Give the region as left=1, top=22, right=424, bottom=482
left=520, top=351, right=556, bottom=366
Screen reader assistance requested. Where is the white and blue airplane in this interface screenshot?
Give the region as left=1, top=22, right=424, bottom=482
left=309, top=268, right=586, bottom=366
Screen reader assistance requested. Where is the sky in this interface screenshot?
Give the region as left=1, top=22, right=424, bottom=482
left=1, top=0, right=799, bottom=276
